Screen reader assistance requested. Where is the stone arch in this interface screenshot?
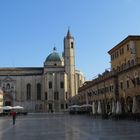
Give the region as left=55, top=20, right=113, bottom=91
left=126, top=96, right=133, bottom=113
left=136, top=95, right=140, bottom=113
left=95, top=100, right=98, bottom=113
left=101, top=100, right=106, bottom=114
left=106, top=98, right=112, bottom=113
left=120, top=97, right=125, bottom=113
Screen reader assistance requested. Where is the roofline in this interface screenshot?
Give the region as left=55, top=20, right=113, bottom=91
left=108, top=35, right=140, bottom=55
left=0, top=67, right=43, bottom=71
left=0, top=66, right=65, bottom=70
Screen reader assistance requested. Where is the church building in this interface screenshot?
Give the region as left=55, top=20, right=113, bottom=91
left=0, top=30, right=85, bottom=112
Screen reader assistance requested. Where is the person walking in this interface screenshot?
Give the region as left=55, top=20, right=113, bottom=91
left=11, top=111, right=17, bottom=125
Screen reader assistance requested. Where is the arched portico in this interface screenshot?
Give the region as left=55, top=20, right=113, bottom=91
left=136, top=95, right=140, bottom=113
left=120, top=97, right=125, bottom=113
left=126, top=96, right=133, bottom=113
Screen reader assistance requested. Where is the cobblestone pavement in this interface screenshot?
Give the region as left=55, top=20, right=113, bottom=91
left=1, top=113, right=140, bottom=140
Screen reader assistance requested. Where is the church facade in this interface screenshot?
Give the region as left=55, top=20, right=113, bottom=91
left=0, top=30, right=85, bottom=112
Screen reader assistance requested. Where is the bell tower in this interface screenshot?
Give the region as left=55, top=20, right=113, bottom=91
left=64, top=29, right=76, bottom=98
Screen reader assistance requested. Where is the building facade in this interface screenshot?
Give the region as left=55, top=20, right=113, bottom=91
left=72, top=36, right=140, bottom=114
left=0, top=30, right=85, bottom=112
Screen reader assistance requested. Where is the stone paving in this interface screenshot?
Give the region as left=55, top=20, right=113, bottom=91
left=0, top=113, right=140, bottom=140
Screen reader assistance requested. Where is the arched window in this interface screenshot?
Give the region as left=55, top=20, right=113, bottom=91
left=27, top=83, right=31, bottom=100
left=126, top=80, right=130, bottom=88
left=37, top=83, right=41, bottom=100
left=49, top=81, right=52, bottom=89
left=71, top=42, right=74, bottom=48
left=6, top=83, right=10, bottom=89
left=45, top=92, right=48, bottom=100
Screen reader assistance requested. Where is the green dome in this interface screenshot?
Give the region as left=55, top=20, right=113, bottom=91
left=45, top=52, right=62, bottom=62
left=44, top=47, right=63, bottom=67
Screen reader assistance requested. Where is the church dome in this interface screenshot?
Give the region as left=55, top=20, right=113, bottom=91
left=45, top=52, right=62, bottom=62
left=44, top=47, right=63, bottom=67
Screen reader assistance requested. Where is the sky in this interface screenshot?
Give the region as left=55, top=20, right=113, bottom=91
left=0, top=0, right=140, bottom=80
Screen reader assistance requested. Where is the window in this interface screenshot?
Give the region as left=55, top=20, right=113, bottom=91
left=132, top=78, right=136, bottom=87
left=66, top=104, right=68, bottom=109
left=120, top=49, right=122, bottom=55
left=54, top=92, right=59, bottom=100
left=111, top=85, right=114, bottom=90
left=37, top=83, right=41, bottom=100
left=110, top=86, right=112, bottom=92
left=112, top=54, right=114, bottom=60
left=27, top=83, right=31, bottom=100
left=136, top=77, right=140, bottom=85
left=49, top=104, right=52, bottom=110
left=71, top=42, right=74, bottom=48
left=120, top=82, right=123, bottom=90
left=45, top=92, right=48, bottom=100
left=6, top=83, right=10, bottom=89
left=126, top=80, right=130, bottom=88
left=111, top=55, right=113, bottom=60
left=114, top=52, right=117, bottom=58
left=49, top=81, right=52, bottom=89
left=127, top=44, right=129, bottom=51
left=120, top=48, right=124, bottom=55
left=116, top=51, right=119, bottom=58
left=60, top=82, right=64, bottom=88
left=122, top=48, right=124, bottom=54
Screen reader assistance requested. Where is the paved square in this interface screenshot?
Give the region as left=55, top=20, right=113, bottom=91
left=1, top=114, right=140, bottom=140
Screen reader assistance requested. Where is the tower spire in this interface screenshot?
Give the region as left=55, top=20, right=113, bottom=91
left=66, top=28, right=72, bottom=39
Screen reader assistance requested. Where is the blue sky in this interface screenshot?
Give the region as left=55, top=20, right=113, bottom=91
left=0, top=0, right=140, bottom=80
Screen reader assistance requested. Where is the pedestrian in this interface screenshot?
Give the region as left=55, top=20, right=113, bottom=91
left=11, top=111, right=17, bottom=125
